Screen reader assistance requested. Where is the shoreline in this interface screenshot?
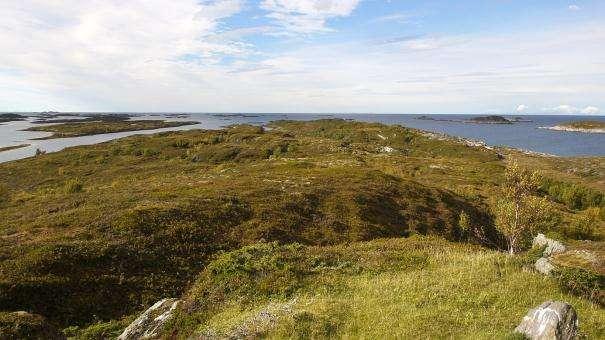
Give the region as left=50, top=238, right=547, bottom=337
left=0, top=144, right=30, bottom=153
left=538, top=126, right=605, bottom=134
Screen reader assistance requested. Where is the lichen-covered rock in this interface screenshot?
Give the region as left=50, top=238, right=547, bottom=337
left=118, top=298, right=180, bottom=340
left=533, top=233, right=566, bottom=257
left=535, top=257, right=556, bottom=275
left=0, top=311, right=65, bottom=340
left=515, top=301, right=578, bottom=340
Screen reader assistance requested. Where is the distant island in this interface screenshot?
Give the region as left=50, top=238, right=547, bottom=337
left=416, top=115, right=531, bottom=124
left=0, top=113, right=27, bottom=123
left=25, top=118, right=198, bottom=139
left=539, top=120, right=605, bottom=134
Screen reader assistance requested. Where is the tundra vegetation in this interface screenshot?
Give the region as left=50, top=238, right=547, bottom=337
left=0, top=119, right=602, bottom=338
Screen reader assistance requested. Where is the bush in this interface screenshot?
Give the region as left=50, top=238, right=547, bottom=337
left=554, top=267, right=604, bottom=306
left=0, top=312, right=64, bottom=340
left=565, top=208, right=601, bottom=240
left=541, top=178, right=604, bottom=211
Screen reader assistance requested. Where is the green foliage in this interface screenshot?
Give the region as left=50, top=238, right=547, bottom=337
left=553, top=267, right=604, bottom=306
left=63, top=318, right=132, bottom=340
left=541, top=178, right=604, bottom=211
left=0, top=312, right=64, bottom=340
left=494, top=162, right=560, bottom=253
left=566, top=208, right=601, bottom=240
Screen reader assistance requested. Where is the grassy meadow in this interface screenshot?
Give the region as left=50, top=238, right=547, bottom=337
left=0, top=119, right=603, bottom=338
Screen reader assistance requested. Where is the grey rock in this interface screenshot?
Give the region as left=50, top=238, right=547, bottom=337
left=535, top=257, right=556, bottom=275
left=515, top=301, right=578, bottom=340
left=533, top=233, right=566, bottom=257
left=118, top=298, right=180, bottom=340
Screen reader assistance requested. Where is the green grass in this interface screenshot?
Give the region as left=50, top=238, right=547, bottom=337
left=24, top=119, right=198, bottom=139
left=0, top=119, right=603, bottom=335
left=164, top=236, right=605, bottom=339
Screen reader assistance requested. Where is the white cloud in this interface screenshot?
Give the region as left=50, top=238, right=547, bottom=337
left=581, top=106, right=600, bottom=114
left=260, top=0, right=361, bottom=34
left=568, top=5, right=580, bottom=11
left=0, top=2, right=604, bottom=113
left=516, top=104, right=528, bottom=113
left=544, top=105, right=580, bottom=114
left=542, top=105, right=600, bottom=115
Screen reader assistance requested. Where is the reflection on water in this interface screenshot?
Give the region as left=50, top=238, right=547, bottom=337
left=0, top=113, right=604, bottom=163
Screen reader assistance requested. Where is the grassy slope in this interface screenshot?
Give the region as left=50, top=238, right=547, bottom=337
left=24, top=119, right=197, bottom=139
left=164, top=237, right=604, bottom=339
left=0, top=119, right=603, bottom=336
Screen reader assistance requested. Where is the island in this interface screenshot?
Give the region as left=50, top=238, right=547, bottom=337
left=540, top=120, right=605, bottom=134
left=0, top=113, right=27, bottom=123
left=416, top=115, right=523, bottom=124
left=468, top=115, right=513, bottom=124
left=24, top=119, right=199, bottom=139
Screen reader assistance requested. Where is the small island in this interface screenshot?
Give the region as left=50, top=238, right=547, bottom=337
left=24, top=119, right=199, bottom=139
left=468, top=115, right=513, bottom=124
left=540, top=120, right=605, bottom=134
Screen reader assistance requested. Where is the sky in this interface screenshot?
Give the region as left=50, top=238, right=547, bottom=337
left=0, top=0, right=604, bottom=114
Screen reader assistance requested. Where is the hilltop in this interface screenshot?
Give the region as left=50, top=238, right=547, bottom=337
left=0, top=119, right=603, bottom=338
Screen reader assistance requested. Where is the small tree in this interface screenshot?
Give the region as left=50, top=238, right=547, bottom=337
left=494, top=162, right=554, bottom=254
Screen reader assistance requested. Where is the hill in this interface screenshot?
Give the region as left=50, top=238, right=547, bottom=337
left=0, top=119, right=603, bottom=338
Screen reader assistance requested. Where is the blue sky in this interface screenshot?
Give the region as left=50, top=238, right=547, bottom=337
left=0, top=0, right=604, bottom=114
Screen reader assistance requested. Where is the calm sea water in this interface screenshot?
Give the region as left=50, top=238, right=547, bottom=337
left=0, top=113, right=603, bottom=163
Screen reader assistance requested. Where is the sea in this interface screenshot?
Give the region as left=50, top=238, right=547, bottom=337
left=0, top=113, right=604, bottom=163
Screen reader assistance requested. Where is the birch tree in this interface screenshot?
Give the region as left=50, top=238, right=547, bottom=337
left=494, top=162, right=553, bottom=254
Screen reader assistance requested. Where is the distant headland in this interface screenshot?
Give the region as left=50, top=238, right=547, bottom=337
left=539, top=120, right=605, bottom=134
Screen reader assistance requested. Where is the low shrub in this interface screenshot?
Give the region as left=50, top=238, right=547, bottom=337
left=541, top=178, right=604, bottom=211
left=554, top=267, right=604, bottom=306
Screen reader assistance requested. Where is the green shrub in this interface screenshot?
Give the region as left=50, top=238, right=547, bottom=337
left=554, top=267, right=604, bottom=305
left=565, top=208, right=601, bottom=240
left=541, top=178, right=604, bottom=211
left=0, top=312, right=64, bottom=340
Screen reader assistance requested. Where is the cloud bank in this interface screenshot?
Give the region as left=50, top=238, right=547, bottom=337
left=0, top=1, right=603, bottom=113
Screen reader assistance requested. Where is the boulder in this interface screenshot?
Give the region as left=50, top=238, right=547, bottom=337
left=0, top=311, right=65, bottom=340
left=515, top=301, right=578, bottom=340
left=118, top=298, right=180, bottom=340
left=533, top=234, right=566, bottom=257
left=535, top=257, right=556, bottom=275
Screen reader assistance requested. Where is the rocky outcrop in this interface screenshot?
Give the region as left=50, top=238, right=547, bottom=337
left=532, top=234, right=566, bottom=276
left=0, top=311, right=65, bottom=340
left=515, top=301, right=578, bottom=340
left=535, top=257, right=556, bottom=275
left=533, top=234, right=566, bottom=257
left=118, top=298, right=180, bottom=340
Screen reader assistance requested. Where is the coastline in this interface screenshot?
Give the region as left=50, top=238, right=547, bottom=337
left=539, top=126, right=605, bottom=134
